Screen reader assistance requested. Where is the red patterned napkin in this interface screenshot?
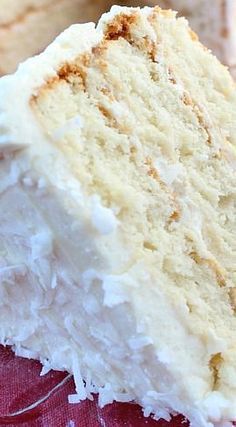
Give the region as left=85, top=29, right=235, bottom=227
left=0, top=345, right=187, bottom=427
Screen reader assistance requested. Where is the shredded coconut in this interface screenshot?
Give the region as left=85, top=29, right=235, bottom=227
left=68, top=394, right=82, bottom=404
left=91, top=196, right=118, bottom=235
left=30, top=231, right=53, bottom=260
left=0, top=161, right=22, bottom=194
left=154, top=158, right=184, bottom=186
left=71, top=353, right=87, bottom=401
left=102, top=273, right=137, bottom=307
left=52, top=115, right=83, bottom=141
left=98, top=383, right=114, bottom=407
left=128, top=336, right=153, bottom=350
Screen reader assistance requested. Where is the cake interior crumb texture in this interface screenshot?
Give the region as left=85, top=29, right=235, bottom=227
left=0, top=6, right=236, bottom=427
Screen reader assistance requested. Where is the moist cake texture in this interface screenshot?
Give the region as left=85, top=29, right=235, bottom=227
left=0, top=6, right=236, bottom=427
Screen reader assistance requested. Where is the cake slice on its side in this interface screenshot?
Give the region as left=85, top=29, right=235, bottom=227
left=0, top=0, right=110, bottom=75
left=0, top=6, right=236, bottom=427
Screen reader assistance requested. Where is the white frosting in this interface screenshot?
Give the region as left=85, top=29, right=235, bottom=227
left=128, top=336, right=153, bottom=350
left=102, top=275, right=132, bottom=307
left=0, top=23, right=102, bottom=152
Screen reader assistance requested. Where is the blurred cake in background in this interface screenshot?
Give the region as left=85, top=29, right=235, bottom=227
left=0, top=0, right=110, bottom=75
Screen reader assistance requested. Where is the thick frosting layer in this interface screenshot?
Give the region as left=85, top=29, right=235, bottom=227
left=0, top=23, right=102, bottom=149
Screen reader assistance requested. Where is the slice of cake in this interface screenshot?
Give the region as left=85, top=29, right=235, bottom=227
left=0, top=0, right=110, bottom=75
left=0, top=5, right=236, bottom=426
left=120, top=0, right=236, bottom=76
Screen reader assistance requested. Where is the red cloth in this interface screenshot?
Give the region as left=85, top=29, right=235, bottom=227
left=0, top=345, right=187, bottom=427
